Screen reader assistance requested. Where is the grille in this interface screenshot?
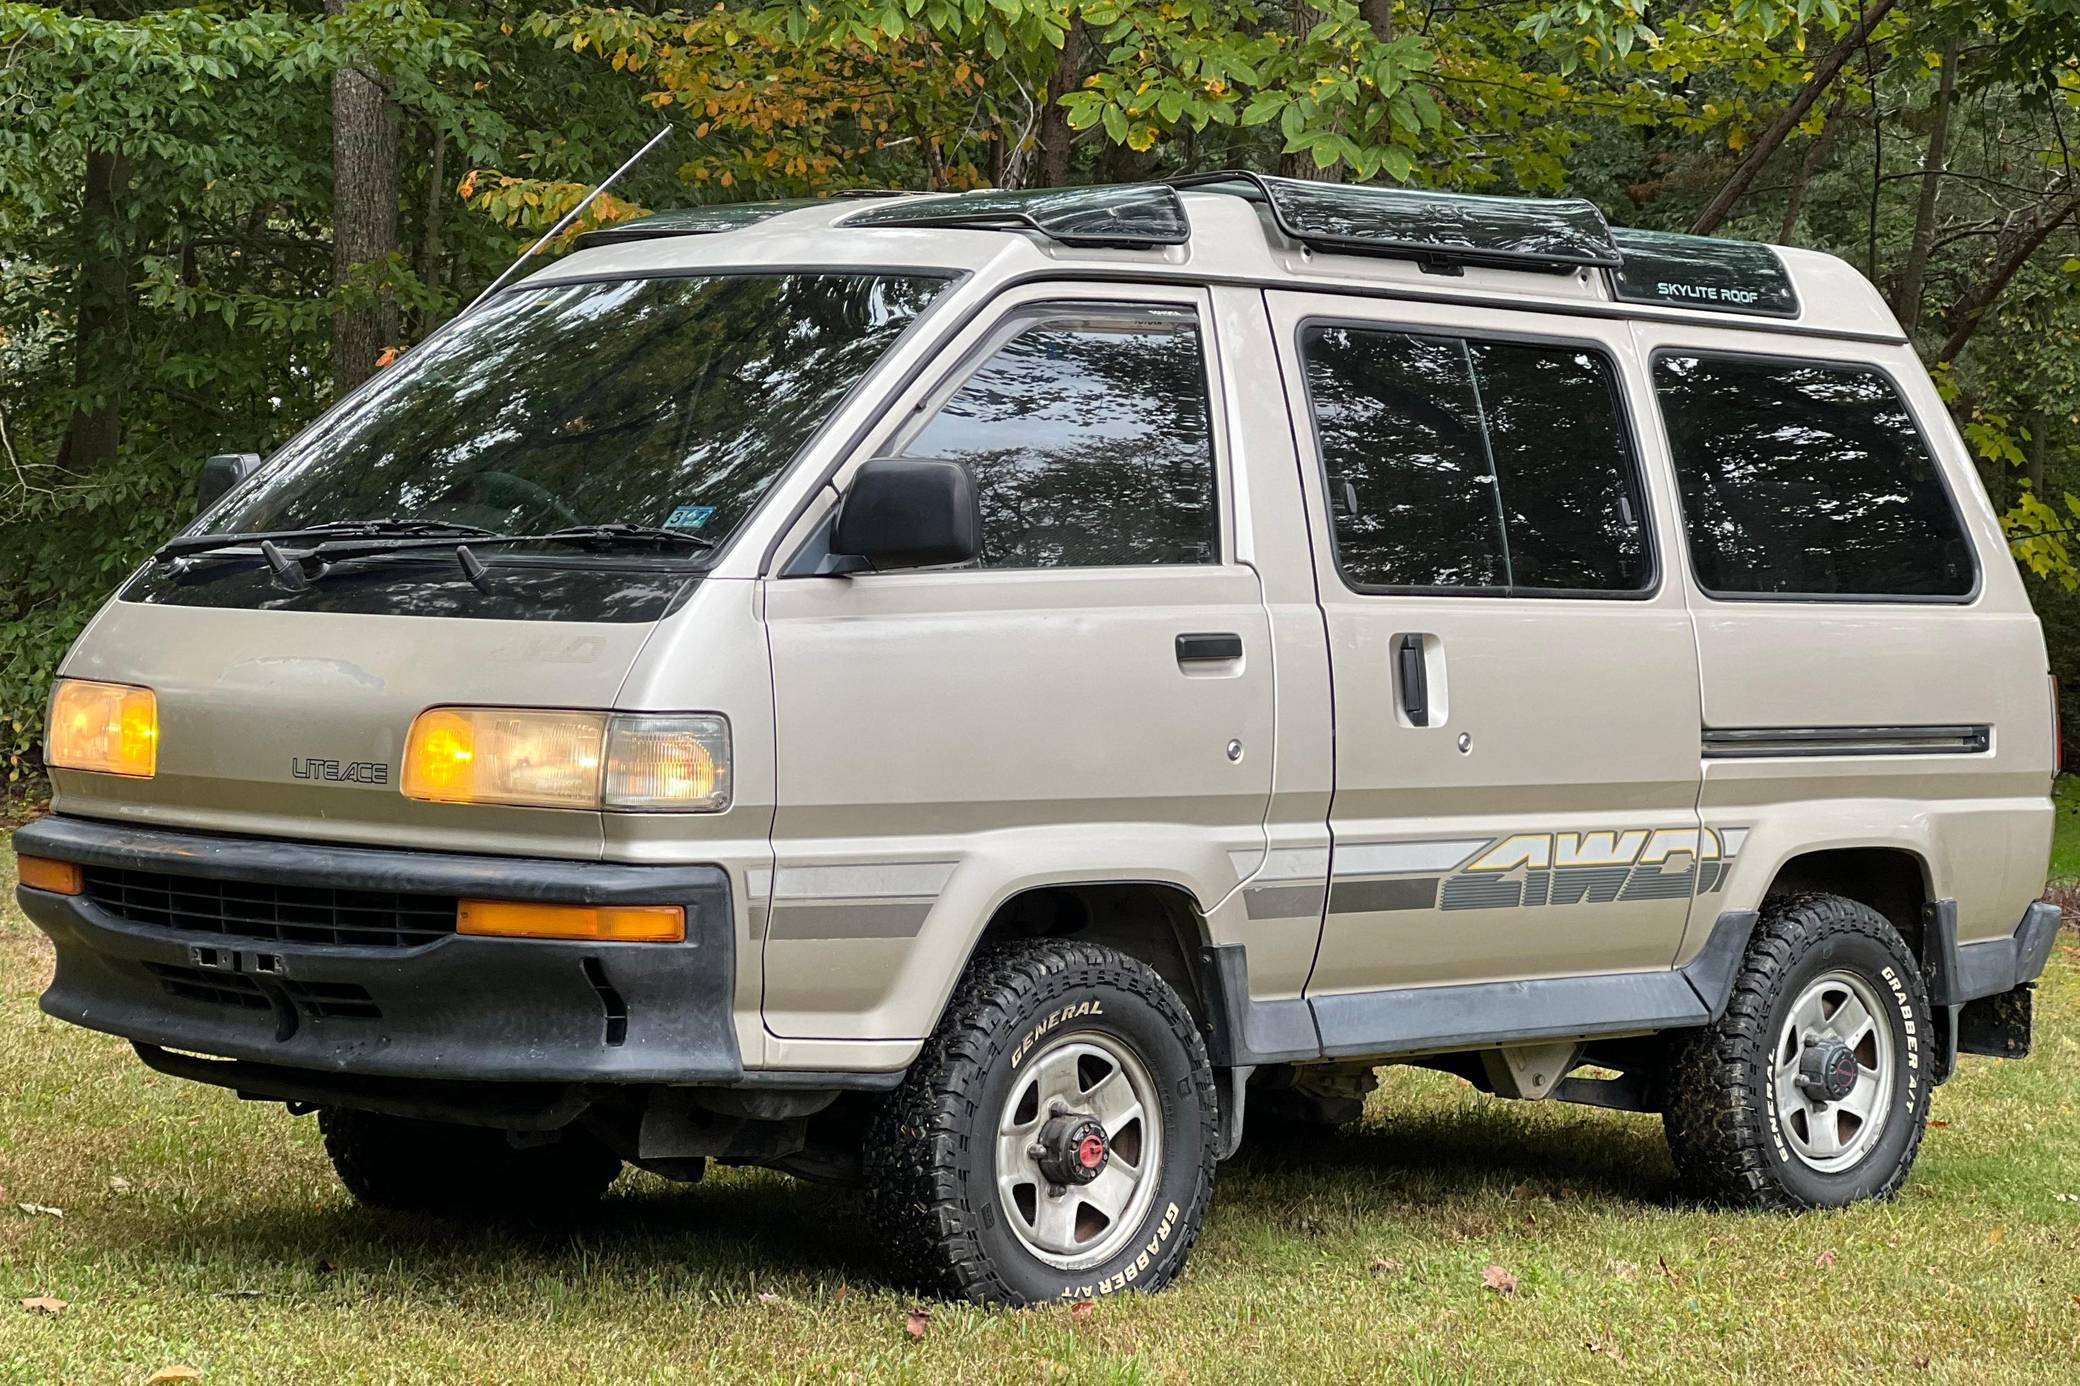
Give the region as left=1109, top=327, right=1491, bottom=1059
left=83, top=866, right=456, bottom=950
left=143, top=962, right=382, bottom=1020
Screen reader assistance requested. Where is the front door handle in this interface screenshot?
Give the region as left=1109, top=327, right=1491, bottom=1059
left=1396, top=633, right=1430, bottom=727
left=1176, top=632, right=1244, bottom=666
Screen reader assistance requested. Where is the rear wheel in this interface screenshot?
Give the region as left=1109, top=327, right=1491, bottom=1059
left=1662, top=893, right=1932, bottom=1209
left=319, top=1109, right=622, bottom=1216
left=864, top=939, right=1217, bottom=1305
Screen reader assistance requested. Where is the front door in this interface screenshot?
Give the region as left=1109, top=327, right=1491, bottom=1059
left=1265, top=291, right=1705, bottom=1019
left=760, top=283, right=1276, bottom=1044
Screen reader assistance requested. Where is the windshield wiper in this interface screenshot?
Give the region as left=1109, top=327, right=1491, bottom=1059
left=211, top=521, right=719, bottom=592
left=156, top=518, right=496, bottom=563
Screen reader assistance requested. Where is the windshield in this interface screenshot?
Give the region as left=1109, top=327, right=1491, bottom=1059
left=209, top=272, right=949, bottom=555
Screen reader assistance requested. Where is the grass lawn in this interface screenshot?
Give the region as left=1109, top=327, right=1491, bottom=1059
left=4, top=834, right=2080, bottom=1383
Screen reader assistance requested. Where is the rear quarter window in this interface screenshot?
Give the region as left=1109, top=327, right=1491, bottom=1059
left=1652, top=353, right=1976, bottom=599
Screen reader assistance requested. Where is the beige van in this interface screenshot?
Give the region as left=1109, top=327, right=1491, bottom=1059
left=13, top=174, right=2060, bottom=1305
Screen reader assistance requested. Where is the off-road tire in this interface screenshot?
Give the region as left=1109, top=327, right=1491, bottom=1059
left=319, top=1109, right=622, bottom=1215
left=1662, top=892, right=1932, bottom=1209
left=863, top=939, right=1218, bottom=1305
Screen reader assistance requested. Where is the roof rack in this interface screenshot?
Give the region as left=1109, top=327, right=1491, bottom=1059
left=1607, top=227, right=1800, bottom=318
left=841, top=184, right=1188, bottom=248
left=1171, top=169, right=1621, bottom=273
left=571, top=192, right=903, bottom=250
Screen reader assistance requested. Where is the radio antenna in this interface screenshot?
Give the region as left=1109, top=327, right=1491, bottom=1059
left=463, top=124, right=676, bottom=315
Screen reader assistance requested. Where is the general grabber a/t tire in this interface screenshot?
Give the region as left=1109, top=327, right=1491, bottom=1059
left=864, top=939, right=1218, bottom=1306
left=1662, top=892, right=1933, bottom=1210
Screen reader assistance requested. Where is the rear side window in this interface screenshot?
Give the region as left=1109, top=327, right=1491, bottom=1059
left=1301, top=327, right=1651, bottom=594
left=1653, top=354, right=1974, bottom=598
left=900, top=308, right=1217, bottom=568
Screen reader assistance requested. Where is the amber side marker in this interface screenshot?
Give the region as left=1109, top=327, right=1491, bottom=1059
left=456, top=899, right=685, bottom=943
left=16, top=856, right=84, bottom=896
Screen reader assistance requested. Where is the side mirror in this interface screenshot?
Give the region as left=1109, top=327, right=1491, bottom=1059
left=195, top=452, right=262, bottom=517
left=831, top=457, right=982, bottom=572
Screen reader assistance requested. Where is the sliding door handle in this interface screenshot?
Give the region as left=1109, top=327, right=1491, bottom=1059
left=1396, top=633, right=1430, bottom=727
left=1176, top=632, right=1244, bottom=666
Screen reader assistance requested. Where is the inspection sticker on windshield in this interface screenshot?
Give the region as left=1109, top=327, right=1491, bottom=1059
left=664, top=505, right=717, bottom=531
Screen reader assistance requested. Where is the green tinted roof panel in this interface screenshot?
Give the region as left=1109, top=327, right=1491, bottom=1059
left=1608, top=227, right=1800, bottom=317
left=1173, top=170, right=1621, bottom=271
left=844, top=184, right=1189, bottom=247
left=572, top=194, right=901, bottom=249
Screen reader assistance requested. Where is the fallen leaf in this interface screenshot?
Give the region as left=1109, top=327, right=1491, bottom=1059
left=1815, top=1249, right=1838, bottom=1268
left=905, top=1305, right=930, bottom=1340
left=1369, top=1256, right=1407, bottom=1278
left=145, top=1370, right=202, bottom=1385
left=315, top=1260, right=337, bottom=1276
left=1986, top=1226, right=2007, bottom=1247
left=1928, top=1119, right=1950, bottom=1130
left=1657, top=1253, right=1681, bottom=1284
left=833, top=1284, right=848, bottom=1303
left=1069, top=1298, right=1095, bottom=1324
left=756, top=1292, right=786, bottom=1306
left=1585, top=1335, right=1624, bottom=1363
left=107, top=1177, right=132, bottom=1194
left=373, top=347, right=400, bottom=369
left=2055, top=1193, right=2079, bottom=1204
left=16, top=1203, right=63, bottom=1218
left=1482, top=1263, right=1517, bottom=1295
left=20, top=1296, right=66, bottom=1316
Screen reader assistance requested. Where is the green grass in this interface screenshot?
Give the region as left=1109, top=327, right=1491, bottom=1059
left=4, top=838, right=2080, bottom=1383
left=2050, top=775, right=2080, bottom=884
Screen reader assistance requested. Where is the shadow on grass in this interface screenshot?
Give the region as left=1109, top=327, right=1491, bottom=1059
left=121, top=1170, right=887, bottom=1293
left=106, top=1099, right=1688, bottom=1294
left=1227, top=1099, right=1681, bottom=1210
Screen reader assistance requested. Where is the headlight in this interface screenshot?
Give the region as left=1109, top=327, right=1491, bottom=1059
left=402, top=708, right=730, bottom=812
left=46, top=679, right=157, bottom=778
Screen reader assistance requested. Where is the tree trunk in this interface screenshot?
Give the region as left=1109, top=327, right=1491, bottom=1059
left=328, top=0, right=400, bottom=395
left=1360, top=0, right=1392, bottom=40
left=1778, top=96, right=1846, bottom=243
left=1280, top=2, right=1332, bottom=180
left=1894, top=36, right=1959, bottom=333
left=1036, top=23, right=1084, bottom=187
left=414, top=124, right=447, bottom=336
left=1936, top=180, right=2080, bottom=365
left=58, top=150, right=133, bottom=478
left=1689, top=0, right=1898, bottom=236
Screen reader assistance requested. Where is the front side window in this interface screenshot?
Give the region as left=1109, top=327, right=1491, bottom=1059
left=1302, top=326, right=1651, bottom=594
left=899, top=307, right=1218, bottom=568
left=1653, top=354, right=1974, bottom=598
left=215, top=272, right=947, bottom=553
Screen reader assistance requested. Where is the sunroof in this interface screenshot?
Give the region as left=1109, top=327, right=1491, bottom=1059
left=1608, top=227, right=1800, bottom=317
left=843, top=184, right=1189, bottom=247
left=1173, top=170, right=1621, bottom=272
left=571, top=194, right=900, bottom=249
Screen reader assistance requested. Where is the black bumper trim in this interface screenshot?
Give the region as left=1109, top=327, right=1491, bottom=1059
left=1952, top=900, right=2062, bottom=1004
left=15, top=815, right=743, bottom=1086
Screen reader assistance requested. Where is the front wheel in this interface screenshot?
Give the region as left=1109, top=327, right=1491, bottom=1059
left=1662, top=892, right=1933, bottom=1209
left=864, top=939, right=1218, bottom=1305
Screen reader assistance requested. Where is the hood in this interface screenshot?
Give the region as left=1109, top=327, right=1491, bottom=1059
left=51, top=599, right=658, bottom=859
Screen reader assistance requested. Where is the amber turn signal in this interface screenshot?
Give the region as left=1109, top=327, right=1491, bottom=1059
left=16, top=855, right=84, bottom=896
left=455, top=899, right=685, bottom=943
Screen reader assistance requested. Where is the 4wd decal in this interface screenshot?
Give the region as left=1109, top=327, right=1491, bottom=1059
left=1323, top=825, right=1748, bottom=917
left=1441, top=826, right=1741, bottom=910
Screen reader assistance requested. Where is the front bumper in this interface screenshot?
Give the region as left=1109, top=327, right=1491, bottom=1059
left=13, top=815, right=741, bottom=1088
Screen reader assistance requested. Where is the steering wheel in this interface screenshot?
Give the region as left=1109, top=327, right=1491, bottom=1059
left=445, top=469, right=586, bottom=529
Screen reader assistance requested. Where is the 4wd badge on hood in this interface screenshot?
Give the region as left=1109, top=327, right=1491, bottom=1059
left=290, top=757, right=391, bottom=786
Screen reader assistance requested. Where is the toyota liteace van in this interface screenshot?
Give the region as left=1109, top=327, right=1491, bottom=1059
left=14, top=174, right=2061, bottom=1305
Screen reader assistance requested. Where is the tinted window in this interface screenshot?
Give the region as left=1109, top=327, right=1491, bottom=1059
left=215, top=273, right=946, bottom=554
left=902, top=310, right=1217, bottom=568
left=1303, top=327, right=1649, bottom=593
left=1654, top=355, right=1974, bottom=597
